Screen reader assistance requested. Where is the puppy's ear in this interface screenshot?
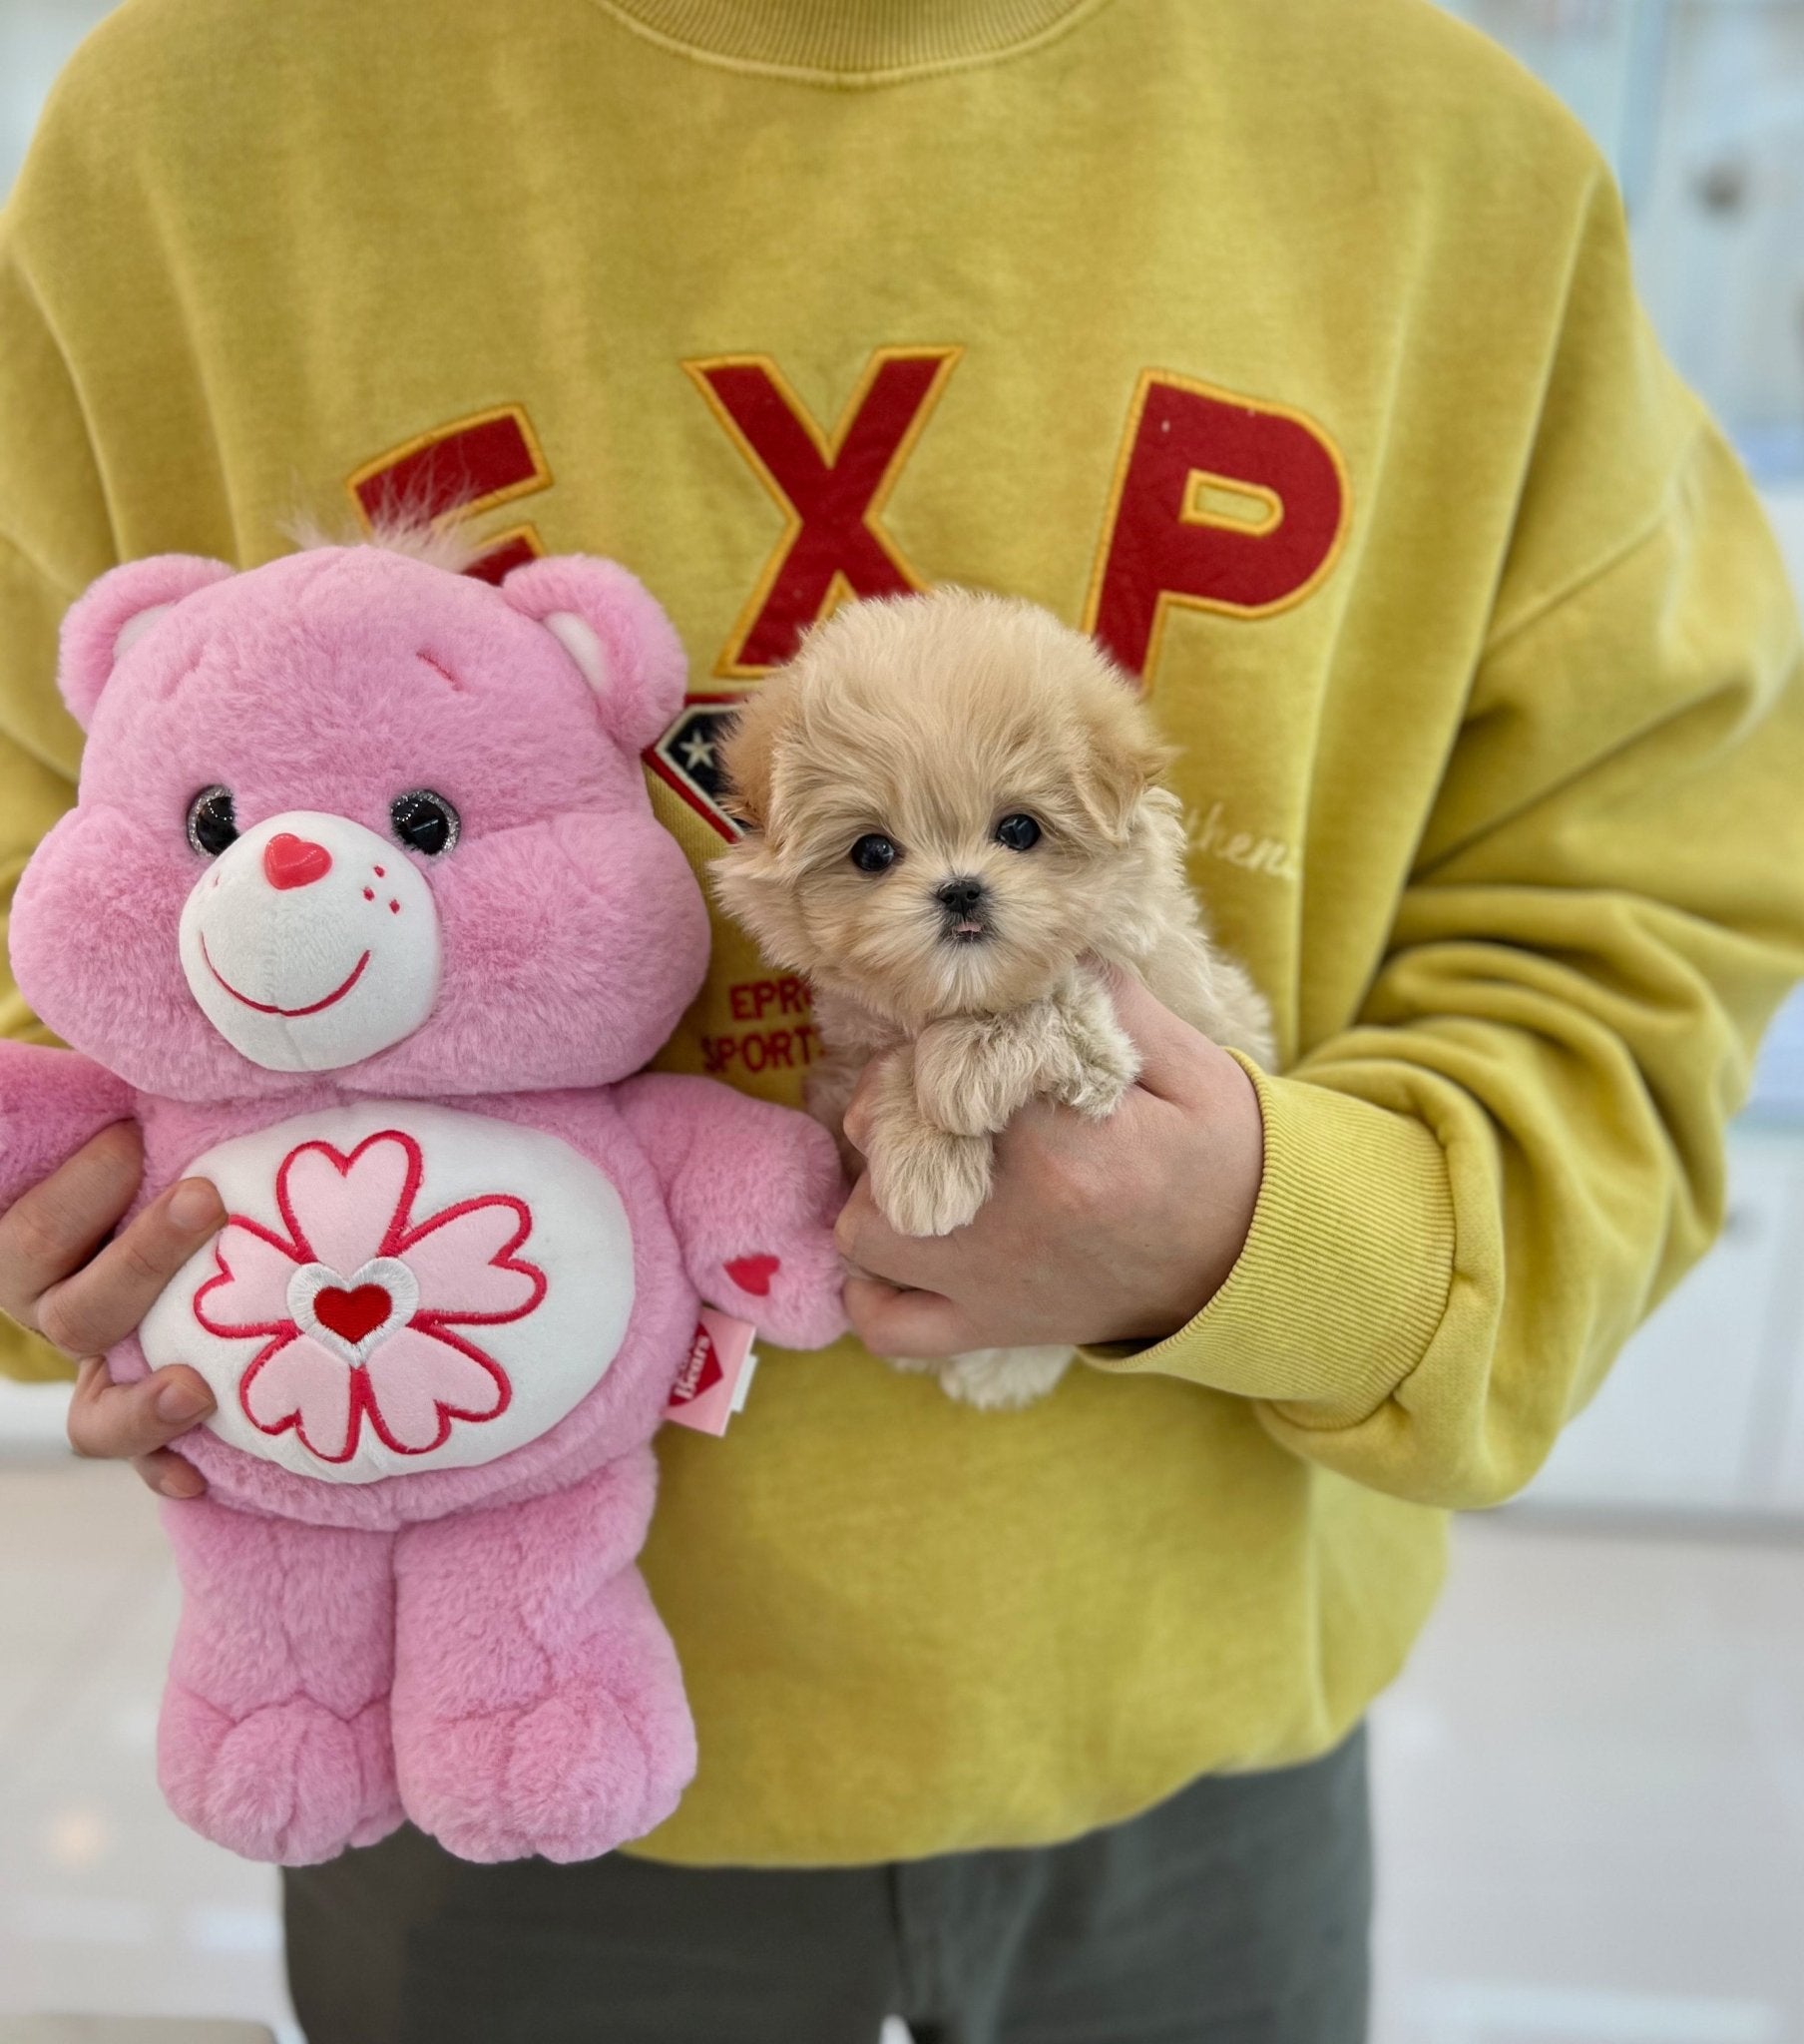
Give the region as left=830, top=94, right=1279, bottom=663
left=1070, top=688, right=1175, bottom=844
left=716, top=669, right=798, bottom=830
left=711, top=670, right=814, bottom=968
left=708, top=833, right=812, bottom=972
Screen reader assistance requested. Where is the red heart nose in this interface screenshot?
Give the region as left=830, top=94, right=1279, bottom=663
left=263, top=833, right=333, bottom=890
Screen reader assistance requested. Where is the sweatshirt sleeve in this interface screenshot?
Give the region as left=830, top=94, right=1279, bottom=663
left=0, top=205, right=120, bottom=1383
left=1087, top=189, right=1804, bottom=1511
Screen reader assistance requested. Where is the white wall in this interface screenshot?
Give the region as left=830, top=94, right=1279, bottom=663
left=0, top=0, right=117, bottom=201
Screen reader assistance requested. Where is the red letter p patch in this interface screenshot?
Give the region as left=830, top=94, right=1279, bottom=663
left=1084, top=371, right=1350, bottom=682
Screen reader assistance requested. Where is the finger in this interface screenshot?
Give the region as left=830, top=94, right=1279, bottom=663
left=1098, top=965, right=1218, bottom=1104
left=0, top=1122, right=145, bottom=1325
left=832, top=1175, right=888, bottom=1266
left=833, top=1176, right=956, bottom=1292
left=33, top=1176, right=226, bottom=1358
left=67, top=1354, right=216, bottom=1462
left=844, top=1275, right=974, bottom=1360
left=840, top=1052, right=904, bottom=1159
left=133, top=1447, right=208, bottom=1500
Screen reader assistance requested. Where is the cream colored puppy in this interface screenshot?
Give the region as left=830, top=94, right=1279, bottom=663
left=713, top=589, right=1274, bottom=1409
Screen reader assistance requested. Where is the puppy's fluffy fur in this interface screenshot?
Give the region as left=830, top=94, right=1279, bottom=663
left=713, top=589, right=1275, bottom=1409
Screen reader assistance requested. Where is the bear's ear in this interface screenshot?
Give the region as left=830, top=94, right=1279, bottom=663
left=500, top=555, right=688, bottom=755
left=59, top=555, right=235, bottom=731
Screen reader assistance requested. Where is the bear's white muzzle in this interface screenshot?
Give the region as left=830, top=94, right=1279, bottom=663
left=179, top=810, right=441, bottom=1072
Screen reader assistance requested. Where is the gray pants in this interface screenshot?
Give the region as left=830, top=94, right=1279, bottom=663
left=283, top=1727, right=1369, bottom=2044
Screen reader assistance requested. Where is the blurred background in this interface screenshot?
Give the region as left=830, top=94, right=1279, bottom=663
left=0, top=2, right=1801, bottom=2041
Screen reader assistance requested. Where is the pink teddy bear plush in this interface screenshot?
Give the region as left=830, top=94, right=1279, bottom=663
left=0, top=541, right=847, bottom=1865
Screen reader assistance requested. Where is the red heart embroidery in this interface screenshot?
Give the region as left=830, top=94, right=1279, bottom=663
left=313, top=1283, right=393, bottom=1344
left=724, top=1254, right=779, bottom=1297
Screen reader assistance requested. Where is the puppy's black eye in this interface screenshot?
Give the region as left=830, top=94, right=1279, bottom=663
left=849, top=833, right=899, bottom=875
left=995, top=813, right=1041, bottom=851
left=390, top=789, right=460, bottom=856
left=186, top=785, right=238, bottom=857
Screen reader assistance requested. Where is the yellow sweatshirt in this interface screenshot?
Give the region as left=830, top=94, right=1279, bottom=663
left=3, top=0, right=1802, bottom=1866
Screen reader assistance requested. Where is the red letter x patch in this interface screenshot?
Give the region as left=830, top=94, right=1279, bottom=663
left=685, top=347, right=962, bottom=676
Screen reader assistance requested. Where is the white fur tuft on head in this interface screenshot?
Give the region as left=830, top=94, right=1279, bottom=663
left=280, top=510, right=488, bottom=577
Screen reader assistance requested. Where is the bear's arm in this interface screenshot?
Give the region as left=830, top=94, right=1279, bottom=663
left=0, top=1041, right=138, bottom=1214
left=612, top=1074, right=848, bottom=1351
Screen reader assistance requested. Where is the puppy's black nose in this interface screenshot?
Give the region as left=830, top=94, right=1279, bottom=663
left=936, top=876, right=986, bottom=915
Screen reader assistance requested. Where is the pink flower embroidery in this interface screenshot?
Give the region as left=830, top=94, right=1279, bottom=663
left=195, top=1130, right=546, bottom=1463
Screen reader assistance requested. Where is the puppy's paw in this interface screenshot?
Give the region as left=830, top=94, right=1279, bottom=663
left=1048, top=1013, right=1140, bottom=1120
left=869, top=1126, right=993, bottom=1237
left=936, top=1345, right=1075, bottom=1410
left=882, top=1352, right=941, bottom=1378
left=913, top=1016, right=1040, bottom=1138
left=1053, top=1055, right=1134, bottom=1120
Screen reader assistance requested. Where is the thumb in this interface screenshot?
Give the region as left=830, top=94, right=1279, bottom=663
left=841, top=1048, right=906, bottom=1158
left=1097, top=963, right=1225, bottom=1104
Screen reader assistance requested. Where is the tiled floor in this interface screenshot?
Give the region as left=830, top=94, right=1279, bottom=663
left=0, top=1456, right=293, bottom=2042
left=1, top=1411, right=1800, bottom=2043
left=1372, top=1516, right=1804, bottom=2044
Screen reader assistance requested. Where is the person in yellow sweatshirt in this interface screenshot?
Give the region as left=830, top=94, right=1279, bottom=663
left=2, top=1, right=1802, bottom=2038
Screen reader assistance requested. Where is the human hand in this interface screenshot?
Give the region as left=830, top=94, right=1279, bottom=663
left=835, top=971, right=1265, bottom=1357
left=0, top=1124, right=225, bottom=1496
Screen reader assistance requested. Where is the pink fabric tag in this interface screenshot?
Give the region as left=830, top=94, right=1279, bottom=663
left=665, top=1308, right=759, bottom=1435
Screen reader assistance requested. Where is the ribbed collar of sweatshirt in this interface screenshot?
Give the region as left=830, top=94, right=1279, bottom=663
left=593, top=0, right=1110, bottom=81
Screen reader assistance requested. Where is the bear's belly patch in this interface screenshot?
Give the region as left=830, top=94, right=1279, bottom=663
left=140, top=1103, right=634, bottom=1484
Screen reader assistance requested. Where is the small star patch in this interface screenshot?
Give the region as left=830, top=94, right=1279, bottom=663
left=646, top=694, right=746, bottom=841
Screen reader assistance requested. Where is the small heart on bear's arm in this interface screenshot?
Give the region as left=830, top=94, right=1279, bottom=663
left=723, top=1255, right=780, bottom=1297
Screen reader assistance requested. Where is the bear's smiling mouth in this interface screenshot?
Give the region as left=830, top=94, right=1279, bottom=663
left=200, top=933, right=372, bottom=1018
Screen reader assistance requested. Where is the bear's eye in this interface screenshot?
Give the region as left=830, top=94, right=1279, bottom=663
left=390, top=789, right=460, bottom=856
left=995, top=813, right=1041, bottom=851
left=186, top=785, right=238, bottom=858
left=849, top=833, right=899, bottom=875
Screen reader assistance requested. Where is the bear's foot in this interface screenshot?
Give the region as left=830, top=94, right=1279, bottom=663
left=159, top=1684, right=402, bottom=1864
left=396, top=1666, right=691, bottom=1864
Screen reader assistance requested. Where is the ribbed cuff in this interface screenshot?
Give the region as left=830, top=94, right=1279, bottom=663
left=1084, top=1056, right=1455, bottom=1428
